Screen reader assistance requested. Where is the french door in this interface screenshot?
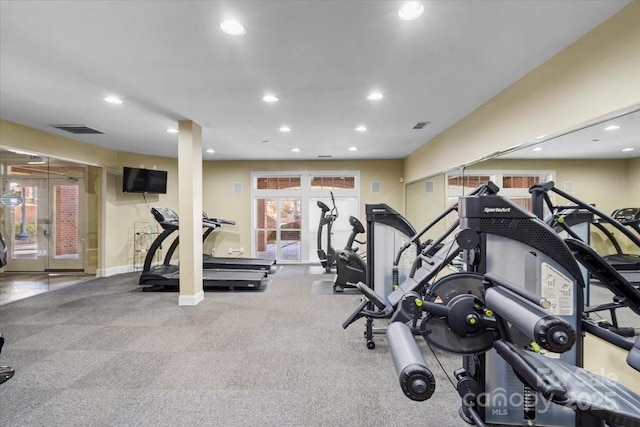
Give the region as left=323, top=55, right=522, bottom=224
left=255, top=198, right=301, bottom=261
left=47, top=178, right=85, bottom=270
left=2, top=178, right=48, bottom=271
left=1, top=177, right=85, bottom=272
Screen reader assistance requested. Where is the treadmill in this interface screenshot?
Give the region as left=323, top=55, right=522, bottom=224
left=138, top=207, right=268, bottom=291
left=593, top=207, right=640, bottom=284
left=161, top=212, right=276, bottom=272
left=201, top=212, right=276, bottom=272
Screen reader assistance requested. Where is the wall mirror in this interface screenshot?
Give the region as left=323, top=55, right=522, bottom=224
left=405, top=104, right=640, bottom=333
left=0, top=146, right=100, bottom=304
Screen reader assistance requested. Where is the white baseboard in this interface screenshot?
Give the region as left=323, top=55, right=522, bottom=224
left=98, top=261, right=164, bottom=277
left=98, top=264, right=134, bottom=277
left=178, top=290, right=204, bottom=306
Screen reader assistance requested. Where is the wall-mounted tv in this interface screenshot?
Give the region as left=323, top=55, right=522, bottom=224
left=122, top=167, right=168, bottom=194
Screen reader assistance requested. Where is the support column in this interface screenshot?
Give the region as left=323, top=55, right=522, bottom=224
left=177, top=120, right=204, bottom=306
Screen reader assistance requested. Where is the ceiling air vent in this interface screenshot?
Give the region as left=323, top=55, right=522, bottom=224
left=412, top=121, right=431, bottom=130
left=317, top=155, right=333, bottom=158
left=51, top=124, right=104, bottom=134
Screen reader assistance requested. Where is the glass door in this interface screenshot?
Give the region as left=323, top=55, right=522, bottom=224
left=255, top=197, right=301, bottom=262
left=0, top=148, right=89, bottom=273
left=2, top=178, right=48, bottom=271
left=47, top=178, right=85, bottom=270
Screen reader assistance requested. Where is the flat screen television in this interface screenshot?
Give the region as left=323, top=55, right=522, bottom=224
left=122, top=167, right=168, bottom=194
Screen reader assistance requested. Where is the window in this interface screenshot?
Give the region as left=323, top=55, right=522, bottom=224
left=310, top=176, right=355, bottom=190
left=447, top=174, right=491, bottom=190
left=502, top=174, right=546, bottom=189
left=256, top=176, right=301, bottom=190
left=445, top=170, right=554, bottom=214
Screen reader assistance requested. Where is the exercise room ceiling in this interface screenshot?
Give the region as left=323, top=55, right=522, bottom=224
left=0, top=1, right=632, bottom=161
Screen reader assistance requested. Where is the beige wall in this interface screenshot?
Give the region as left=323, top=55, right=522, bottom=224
left=629, top=157, right=640, bottom=206
left=584, top=333, right=640, bottom=392
left=405, top=173, right=449, bottom=239
left=202, top=159, right=404, bottom=255
left=404, top=2, right=640, bottom=183
left=103, top=152, right=179, bottom=274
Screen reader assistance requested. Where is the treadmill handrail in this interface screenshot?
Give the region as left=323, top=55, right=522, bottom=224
left=143, top=227, right=177, bottom=272
left=565, top=238, right=640, bottom=316
left=534, top=182, right=640, bottom=249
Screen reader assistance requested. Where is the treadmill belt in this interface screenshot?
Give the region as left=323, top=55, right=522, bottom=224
left=140, top=268, right=267, bottom=291
left=203, top=255, right=275, bottom=271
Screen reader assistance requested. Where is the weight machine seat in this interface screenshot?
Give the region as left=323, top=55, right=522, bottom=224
left=494, top=340, right=640, bottom=427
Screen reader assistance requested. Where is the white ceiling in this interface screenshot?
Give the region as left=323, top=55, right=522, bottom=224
left=0, top=1, right=632, bottom=161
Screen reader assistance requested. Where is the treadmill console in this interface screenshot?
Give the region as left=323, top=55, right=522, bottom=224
left=612, top=207, right=640, bottom=224
left=151, top=207, right=179, bottom=229
left=202, top=211, right=236, bottom=228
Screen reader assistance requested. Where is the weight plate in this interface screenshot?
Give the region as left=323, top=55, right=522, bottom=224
left=421, top=272, right=496, bottom=354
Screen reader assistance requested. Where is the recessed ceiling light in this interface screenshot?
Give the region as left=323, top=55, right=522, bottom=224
left=220, top=20, right=245, bottom=36
left=622, top=147, right=635, bottom=152
left=398, top=2, right=424, bottom=20
left=532, top=147, right=543, bottom=152
left=279, top=126, right=291, bottom=132
left=604, top=125, right=620, bottom=131
left=355, top=126, right=367, bottom=132
left=104, top=96, right=122, bottom=104
left=263, top=94, right=279, bottom=103
left=206, top=149, right=215, bottom=153
left=166, top=128, right=178, bottom=134
left=367, top=92, right=383, bottom=101
left=348, top=147, right=358, bottom=151
left=291, top=148, right=300, bottom=152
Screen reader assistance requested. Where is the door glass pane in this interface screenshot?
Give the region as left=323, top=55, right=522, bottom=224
left=53, top=184, right=79, bottom=259
left=10, top=184, right=38, bottom=260
left=1, top=152, right=49, bottom=272
left=280, top=198, right=301, bottom=261
left=256, top=199, right=276, bottom=260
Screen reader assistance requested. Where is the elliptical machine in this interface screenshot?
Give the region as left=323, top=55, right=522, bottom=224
left=317, top=192, right=338, bottom=273
left=334, top=215, right=366, bottom=292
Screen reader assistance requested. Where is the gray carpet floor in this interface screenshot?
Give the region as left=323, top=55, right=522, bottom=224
left=0, top=266, right=465, bottom=427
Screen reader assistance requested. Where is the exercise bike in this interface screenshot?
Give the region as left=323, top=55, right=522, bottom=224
left=316, top=192, right=338, bottom=273
left=334, top=215, right=366, bottom=292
